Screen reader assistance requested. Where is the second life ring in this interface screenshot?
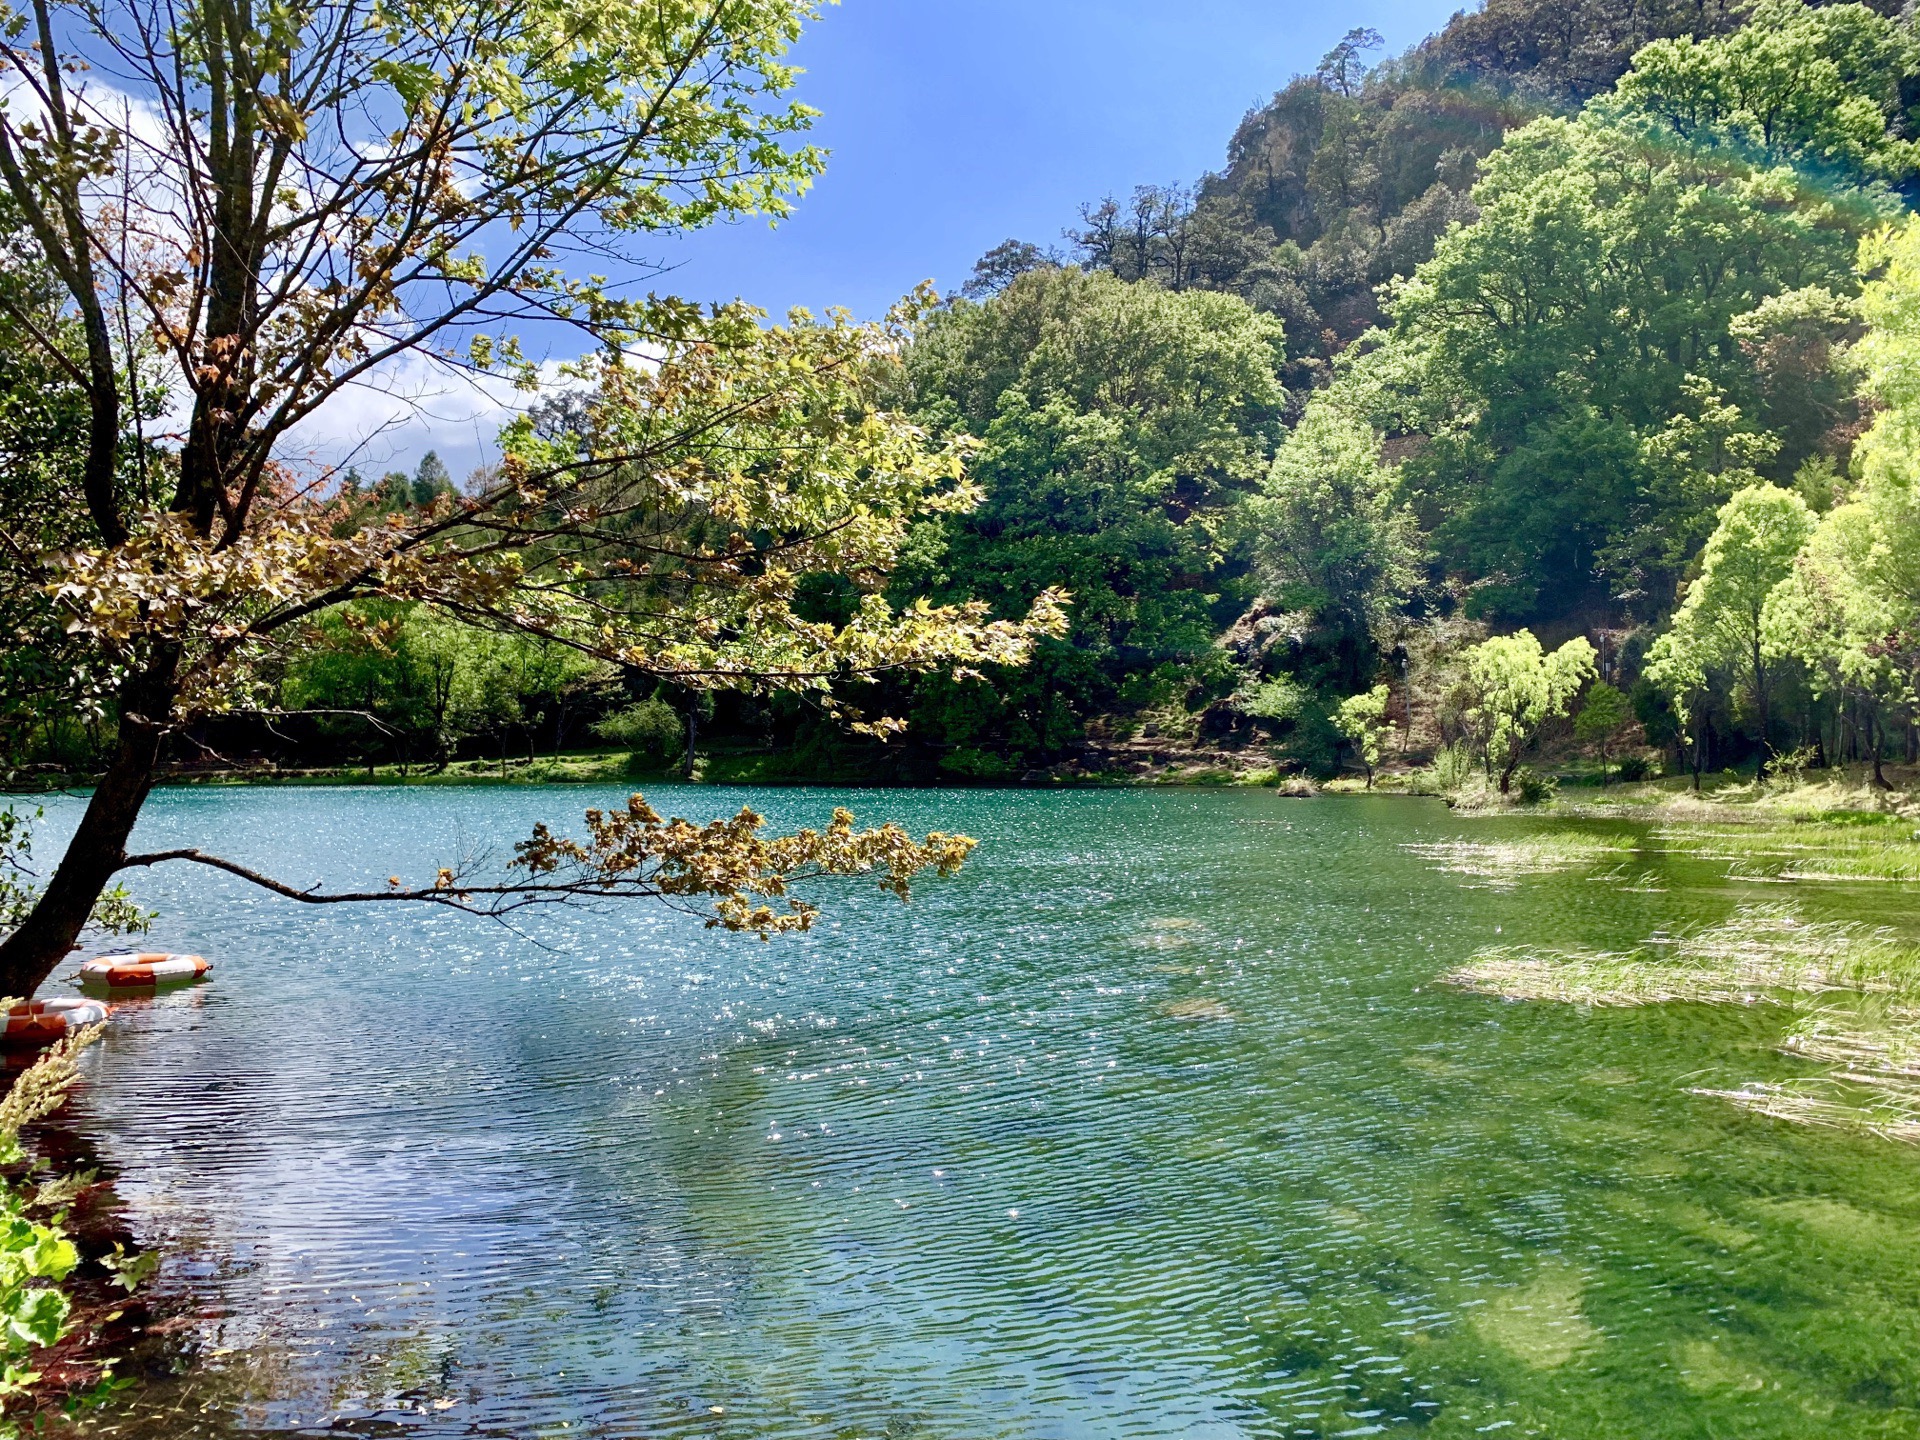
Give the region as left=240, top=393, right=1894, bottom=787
left=79, top=953, right=210, bottom=990
left=1, top=998, right=109, bottom=1048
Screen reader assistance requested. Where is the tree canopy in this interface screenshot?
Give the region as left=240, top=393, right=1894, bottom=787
left=1645, top=483, right=1816, bottom=766
left=10, top=0, right=1920, bottom=949
left=1453, top=631, right=1598, bottom=792
left=891, top=267, right=1286, bottom=775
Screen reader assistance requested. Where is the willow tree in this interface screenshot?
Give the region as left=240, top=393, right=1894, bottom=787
left=1763, top=503, right=1903, bottom=785
left=1646, top=483, right=1815, bottom=774
left=1452, top=630, right=1597, bottom=794
left=1760, top=213, right=1920, bottom=783
left=0, top=0, right=1065, bottom=992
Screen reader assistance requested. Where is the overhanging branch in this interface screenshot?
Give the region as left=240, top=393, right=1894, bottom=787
left=115, top=846, right=692, bottom=919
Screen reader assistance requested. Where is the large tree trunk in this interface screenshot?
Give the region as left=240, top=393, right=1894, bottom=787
left=0, top=650, right=178, bottom=995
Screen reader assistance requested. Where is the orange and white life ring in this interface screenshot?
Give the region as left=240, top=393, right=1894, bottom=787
left=1, top=998, right=108, bottom=1047
left=79, top=953, right=210, bottom=990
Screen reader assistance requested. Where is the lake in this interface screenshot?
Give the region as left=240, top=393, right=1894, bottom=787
left=41, top=784, right=1920, bottom=1438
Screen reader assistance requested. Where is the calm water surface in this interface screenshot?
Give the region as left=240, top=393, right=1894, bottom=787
left=34, top=785, right=1920, bottom=1438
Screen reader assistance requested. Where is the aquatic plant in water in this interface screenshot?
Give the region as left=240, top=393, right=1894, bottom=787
left=1691, top=1001, right=1920, bottom=1143
left=1401, top=832, right=1639, bottom=887
left=1649, top=820, right=1920, bottom=883
left=1446, top=904, right=1920, bottom=1142
left=1443, top=904, right=1920, bottom=1006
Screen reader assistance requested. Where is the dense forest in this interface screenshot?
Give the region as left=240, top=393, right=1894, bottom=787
left=829, top=0, right=1920, bottom=786
left=9, top=0, right=1920, bottom=795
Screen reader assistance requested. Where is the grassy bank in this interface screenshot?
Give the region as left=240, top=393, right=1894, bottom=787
left=9, top=740, right=1294, bottom=793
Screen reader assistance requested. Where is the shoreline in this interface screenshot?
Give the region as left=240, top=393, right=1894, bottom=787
left=6, top=1109, right=180, bottom=1427
left=6, top=753, right=1916, bottom=822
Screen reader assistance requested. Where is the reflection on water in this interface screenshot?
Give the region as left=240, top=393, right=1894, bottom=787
left=31, top=785, right=1920, bottom=1437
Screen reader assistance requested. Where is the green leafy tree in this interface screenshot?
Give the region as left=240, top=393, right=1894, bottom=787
left=1574, top=679, right=1631, bottom=781
left=1091, top=0, right=1768, bottom=377
left=1334, top=684, right=1393, bottom=786
left=0, top=195, right=166, bottom=771
left=962, top=240, right=1056, bottom=299
left=1646, top=483, right=1816, bottom=771
left=281, top=604, right=615, bottom=772
left=410, top=452, right=455, bottom=508
left=1614, top=1, right=1919, bottom=184
left=0, top=0, right=1066, bottom=994
left=1251, top=401, right=1422, bottom=677
left=1755, top=212, right=1920, bottom=785
left=1371, top=3, right=1908, bottom=620
left=898, top=267, right=1287, bottom=771
left=1849, top=217, right=1920, bottom=659
left=595, top=700, right=687, bottom=775
left=431, top=626, right=613, bottom=773
left=278, top=603, right=433, bottom=769
left=1762, top=502, right=1904, bottom=786
left=1455, top=631, right=1598, bottom=793
left=1387, top=110, right=1855, bottom=615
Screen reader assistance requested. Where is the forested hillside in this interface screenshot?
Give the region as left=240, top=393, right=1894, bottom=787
left=888, top=0, right=1920, bottom=783
left=1045, top=0, right=1906, bottom=374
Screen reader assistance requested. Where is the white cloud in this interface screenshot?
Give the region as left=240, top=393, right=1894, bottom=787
left=6, top=74, right=664, bottom=484
left=273, top=349, right=581, bottom=483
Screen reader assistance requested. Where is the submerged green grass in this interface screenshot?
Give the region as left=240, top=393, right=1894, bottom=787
left=1445, top=904, right=1920, bottom=1007
left=1447, top=896, right=1920, bottom=1142
left=1401, top=832, right=1640, bottom=887
left=1421, top=810, right=1920, bottom=1139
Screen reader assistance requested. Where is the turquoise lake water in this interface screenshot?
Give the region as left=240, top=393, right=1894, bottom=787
left=34, top=785, right=1920, bottom=1438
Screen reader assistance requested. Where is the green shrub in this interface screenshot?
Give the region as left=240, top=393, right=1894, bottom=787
left=1766, top=745, right=1819, bottom=788
left=1614, top=754, right=1651, bottom=783
left=1282, top=700, right=1345, bottom=778
left=1515, top=766, right=1558, bottom=805
left=939, top=746, right=1017, bottom=780
left=0, top=1025, right=103, bottom=1408
left=595, top=700, right=684, bottom=772
left=1238, top=676, right=1306, bottom=723
left=1430, top=742, right=1477, bottom=793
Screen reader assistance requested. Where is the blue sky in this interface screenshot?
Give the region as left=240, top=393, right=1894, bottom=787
left=313, top=0, right=1468, bottom=477
left=650, top=0, right=1471, bottom=318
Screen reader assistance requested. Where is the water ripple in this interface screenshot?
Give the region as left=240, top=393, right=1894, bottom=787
left=26, top=786, right=1920, bottom=1437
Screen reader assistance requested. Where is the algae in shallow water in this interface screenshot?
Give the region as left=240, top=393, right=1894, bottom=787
left=1471, top=1263, right=1599, bottom=1370
left=1690, top=999, right=1920, bottom=1141
left=1159, top=997, right=1235, bottom=1022
left=1446, top=902, right=1920, bottom=1142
